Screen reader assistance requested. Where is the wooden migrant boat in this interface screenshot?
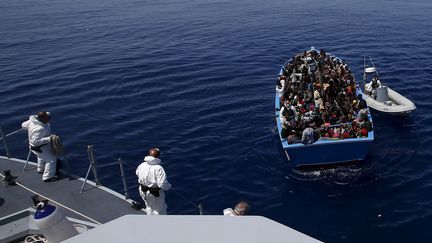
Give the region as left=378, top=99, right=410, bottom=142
left=275, top=47, right=374, bottom=168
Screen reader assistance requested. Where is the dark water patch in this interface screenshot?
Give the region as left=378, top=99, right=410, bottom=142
left=1, top=0, right=432, bottom=242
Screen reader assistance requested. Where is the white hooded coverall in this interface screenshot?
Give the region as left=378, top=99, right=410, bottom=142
left=136, top=156, right=171, bottom=215
left=223, top=208, right=236, bottom=216
left=21, top=115, right=57, bottom=180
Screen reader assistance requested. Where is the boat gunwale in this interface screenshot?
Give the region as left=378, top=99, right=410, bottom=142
left=275, top=50, right=375, bottom=149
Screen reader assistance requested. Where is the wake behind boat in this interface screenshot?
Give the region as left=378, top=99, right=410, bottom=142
left=275, top=47, right=374, bottom=168
left=362, top=56, right=416, bottom=115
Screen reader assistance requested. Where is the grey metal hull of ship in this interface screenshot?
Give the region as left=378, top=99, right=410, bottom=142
left=1, top=156, right=323, bottom=242
left=0, top=156, right=145, bottom=242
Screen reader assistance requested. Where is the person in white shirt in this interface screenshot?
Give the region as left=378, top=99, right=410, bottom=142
left=313, top=84, right=323, bottom=109
left=365, top=76, right=382, bottom=98
left=21, top=111, right=57, bottom=182
left=136, top=148, right=171, bottom=215
left=223, top=201, right=249, bottom=216
left=276, top=76, right=286, bottom=98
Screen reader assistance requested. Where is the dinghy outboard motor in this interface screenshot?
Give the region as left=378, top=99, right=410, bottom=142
left=376, top=86, right=389, bottom=103
left=32, top=195, right=78, bottom=243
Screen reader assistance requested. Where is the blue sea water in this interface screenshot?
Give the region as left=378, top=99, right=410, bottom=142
left=1, top=0, right=432, bottom=242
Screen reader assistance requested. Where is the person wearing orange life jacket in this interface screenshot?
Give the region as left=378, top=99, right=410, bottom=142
left=21, top=111, right=58, bottom=182
left=136, top=148, right=171, bottom=215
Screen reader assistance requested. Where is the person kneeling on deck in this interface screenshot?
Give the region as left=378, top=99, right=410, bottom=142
left=223, top=201, right=250, bottom=216
left=136, top=148, right=171, bottom=215
left=22, top=111, right=58, bottom=182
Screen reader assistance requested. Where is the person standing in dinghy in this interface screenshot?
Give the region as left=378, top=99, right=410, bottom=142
left=136, top=148, right=172, bottom=215
left=365, top=76, right=382, bottom=98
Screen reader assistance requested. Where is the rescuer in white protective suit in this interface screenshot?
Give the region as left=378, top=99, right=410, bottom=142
left=136, top=148, right=171, bottom=215
left=223, top=201, right=250, bottom=216
left=21, top=111, right=57, bottom=182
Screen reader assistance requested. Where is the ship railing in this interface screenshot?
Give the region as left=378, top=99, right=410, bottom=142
left=84, top=146, right=209, bottom=213
left=0, top=127, right=36, bottom=171
left=0, top=126, right=72, bottom=174
left=0, top=126, right=129, bottom=200
left=1, top=126, right=205, bottom=212
left=81, top=145, right=130, bottom=200
left=0, top=127, right=23, bottom=158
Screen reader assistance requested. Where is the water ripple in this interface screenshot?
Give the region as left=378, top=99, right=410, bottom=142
left=1, top=0, right=432, bottom=242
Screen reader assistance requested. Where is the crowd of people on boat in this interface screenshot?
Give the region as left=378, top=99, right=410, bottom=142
left=276, top=49, right=373, bottom=144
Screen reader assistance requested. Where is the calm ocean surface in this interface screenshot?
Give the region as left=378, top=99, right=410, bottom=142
left=1, top=0, right=432, bottom=242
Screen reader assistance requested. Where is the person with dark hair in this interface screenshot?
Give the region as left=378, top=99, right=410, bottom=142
left=357, top=94, right=367, bottom=110
left=136, top=148, right=171, bottom=215
left=327, top=80, right=338, bottom=100
left=365, top=76, right=382, bottom=98
left=313, top=83, right=323, bottom=109
left=223, top=201, right=250, bottom=216
left=276, top=76, right=286, bottom=97
left=278, top=49, right=372, bottom=142
left=21, top=111, right=57, bottom=182
left=302, top=122, right=315, bottom=144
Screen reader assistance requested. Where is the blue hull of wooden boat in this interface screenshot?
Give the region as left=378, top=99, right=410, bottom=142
left=275, top=93, right=374, bottom=167
left=275, top=55, right=374, bottom=167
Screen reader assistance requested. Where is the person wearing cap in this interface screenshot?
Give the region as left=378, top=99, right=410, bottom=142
left=136, top=148, right=171, bottom=215
left=21, top=111, right=57, bottom=182
left=223, top=201, right=250, bottom=216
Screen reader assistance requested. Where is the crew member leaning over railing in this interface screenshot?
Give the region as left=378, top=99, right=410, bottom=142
left=21, top=111, right=58, bottom=182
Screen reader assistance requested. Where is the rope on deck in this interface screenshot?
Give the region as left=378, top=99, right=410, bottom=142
left=0, top=173, right=102, bottom=225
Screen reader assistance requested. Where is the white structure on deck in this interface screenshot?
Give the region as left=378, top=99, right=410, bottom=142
left=64, top=215, right=323, bottom=243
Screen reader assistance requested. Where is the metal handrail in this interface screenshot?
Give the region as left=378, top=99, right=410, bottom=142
left=118, top=158, right=129, bottom=199
left=0, top=128, right=24, bottom=141
left=0, top=126, right=72, bottom=173
left=81, top=145, right=130, bottom=200
left=87, top=145, right=101, bottom=185
left=0, top=127, right=25, bottom=158
left=0, top=127, right=11, bottom=158
left=1, top=126, right=131, bottom=200
left=363, top=55, right=380, bottom=81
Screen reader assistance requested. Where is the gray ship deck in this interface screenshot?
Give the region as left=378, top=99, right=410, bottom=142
left=1, top=156, right=324, bottom=243
left=0, top=156, right=144, bottom=224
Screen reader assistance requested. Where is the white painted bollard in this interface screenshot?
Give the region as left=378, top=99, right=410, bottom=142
left=34, top=202, right=78, bottom=243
